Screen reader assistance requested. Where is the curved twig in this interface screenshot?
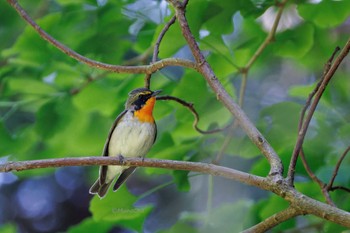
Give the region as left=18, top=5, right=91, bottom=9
left=157, top=95, right=229, bottom=134
left=7, top=0, right=197, bottom=74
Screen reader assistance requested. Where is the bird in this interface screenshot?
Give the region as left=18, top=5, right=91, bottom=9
left=89, top=87, right=161, bottom=198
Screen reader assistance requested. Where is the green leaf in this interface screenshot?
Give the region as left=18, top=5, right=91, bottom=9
left=259, top=195, right=289, bottom=219
left=35, top=96, right=72, bottom=139
left=6, top=78, right=57, bottom=96
left=72, top=81, right=121, bottom=116
left=89, top=186, right=152, bottom=232
left=158, top=222, right=198, bottom=233
left=298, top=0, right=350, bottom=28
left=0, top=223, right=17, bottom=233
left=173, top=170, right=190, bottom=192
left=273, top=23, right=314, bottom=58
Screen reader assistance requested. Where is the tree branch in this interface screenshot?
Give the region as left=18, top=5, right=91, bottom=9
left=1, top=156, right=350, bottom=228
left=242, top=207, right=301, bottom=233
left=7, top=0, right=197, bottom=74
left=169, top=0, right=283, bottom=178
left=327, top=146, right=350, bottom=190
left=300, top=149, right=335, bottom=206
left=287, top=40, right=350, bottom=185
left=0, top=156, right=266, bottom=190
left=145, top=15, right=178, bottom=89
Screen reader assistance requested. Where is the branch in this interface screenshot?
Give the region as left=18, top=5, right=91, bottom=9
left=0, top=156, right=267, bottom=189
left=2, top=156, right=350, bottom=228
left=157, top=95, right=229, bottom=134
left=7, top=0, right=197, bottom=74
left=145, top=15, right=178, bottom=89
left=327, top=146, right=350, bottom=190
left=242, top=207, right=301, bottom=233
left=169, top=0, right=283, bottom=178
left=287, top=40, right=350, bottom=185
left=300, top=149, right=335, bottom=206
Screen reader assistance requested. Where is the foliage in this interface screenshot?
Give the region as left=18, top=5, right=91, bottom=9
left=0, top=0, right=349, bottom=232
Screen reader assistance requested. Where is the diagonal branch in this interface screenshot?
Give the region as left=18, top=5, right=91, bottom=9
left=7, top=0, right=197, bottom=74
left=242, top=206, right=301, bottom=233
left=300, top=149, right=335, bottom=206
left=168, top=0, right=283, bottom=178
left=287, top=40, right=350, bottom=186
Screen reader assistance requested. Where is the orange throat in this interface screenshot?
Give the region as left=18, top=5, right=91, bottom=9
left=134, top=97, right=156, bottom=123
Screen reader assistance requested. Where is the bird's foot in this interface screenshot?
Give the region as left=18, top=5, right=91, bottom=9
left=118, top=155, right=125, bottom=165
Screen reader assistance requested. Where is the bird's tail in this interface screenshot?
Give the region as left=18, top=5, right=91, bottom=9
left=89, top=179, right=112, bottom=199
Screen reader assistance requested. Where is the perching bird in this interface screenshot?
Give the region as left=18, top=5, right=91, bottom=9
left=89, top=88, right=161, bottom=198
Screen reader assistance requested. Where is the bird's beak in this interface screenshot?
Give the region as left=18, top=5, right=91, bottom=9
left=152, top=90, right=162, bottom=96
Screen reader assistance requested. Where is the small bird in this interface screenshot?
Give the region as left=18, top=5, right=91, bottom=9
left=89, top=88, right=161, bottom=198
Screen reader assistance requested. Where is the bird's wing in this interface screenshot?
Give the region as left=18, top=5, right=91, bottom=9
left=100, top=109, right=128, bottom=184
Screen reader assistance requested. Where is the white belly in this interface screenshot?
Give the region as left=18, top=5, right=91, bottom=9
left=106, top=111, right=156, bottom=181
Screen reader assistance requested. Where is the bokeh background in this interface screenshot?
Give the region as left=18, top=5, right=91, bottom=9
left=1, top=0, right=350, bottom=232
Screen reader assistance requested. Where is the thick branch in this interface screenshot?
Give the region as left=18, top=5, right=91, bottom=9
left=7, top=0, right=197, bottom=74
left=242, top=207, right=301, bottom=233
left=0, top=156, right=267, bottom=190
left=169, top=0, right=283, bottom=178
left=1, top=156, right=350, bottom=228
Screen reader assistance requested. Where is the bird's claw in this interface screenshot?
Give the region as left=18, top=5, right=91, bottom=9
left=118, top=155, right=125, bottom=165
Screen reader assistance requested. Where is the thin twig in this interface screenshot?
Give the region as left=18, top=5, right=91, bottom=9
left=242, top=207, right=301, bottom=233
left=145, top=15, right=177, bottom=89
left=287, top=42, right=350, bottom=186
left=330, top=186, right=350, bottom=193
left=7, top=0, right=197, bottom=74
left=157, top=95, right=229, bottom=134
left=327, top=146, right=350, bottom=190
left=300, top=149, right=335, bottom=206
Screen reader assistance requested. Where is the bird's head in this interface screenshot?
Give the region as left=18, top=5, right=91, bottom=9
left=126, top=88, right=161, bottom=122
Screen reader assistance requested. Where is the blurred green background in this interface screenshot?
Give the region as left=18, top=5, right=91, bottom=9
left=0, top=0, right=350, bottom=232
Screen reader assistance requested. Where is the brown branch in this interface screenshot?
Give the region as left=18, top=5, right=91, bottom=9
left=300, top=149, right=335, bottom=206
left=330, top=186, right=350, bottom=193
left=0, top=156, right=266, bottom=189
left=1, top=156, right=350, bottom=228
left=157, top=95, right=229, bottom=134
left=287, top=41, right=350, bottom=186
left=327, top=146, right=350, bottom=190
left=242, top=207, right=301, bottom=233
left=7, top=0, right=197, bottom=75
left=169, top=0, right=283, bottom=178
